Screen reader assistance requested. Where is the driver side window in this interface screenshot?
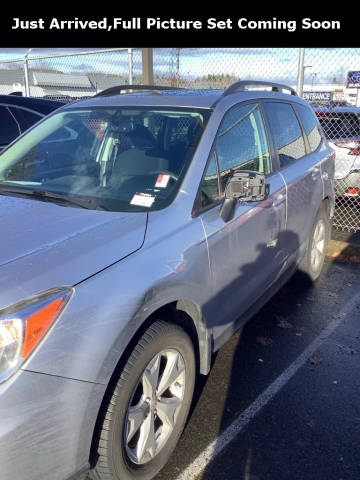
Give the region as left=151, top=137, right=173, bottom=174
left=216, top=103, right=271, bottom=193
left=199, top=102, right=271, bottom=210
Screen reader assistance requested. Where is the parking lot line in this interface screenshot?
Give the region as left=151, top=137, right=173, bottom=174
left=174, top=292, right=360, bottom=480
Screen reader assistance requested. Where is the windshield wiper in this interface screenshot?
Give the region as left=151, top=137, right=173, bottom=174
left=0, top=185, right=107, bottom=210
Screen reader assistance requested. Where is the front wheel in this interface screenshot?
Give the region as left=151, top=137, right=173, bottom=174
left=299, top=203, right=331, bottom=282
left=90, top=320, right=196, bottom=480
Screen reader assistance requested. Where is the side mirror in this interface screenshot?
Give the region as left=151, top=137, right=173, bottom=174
left=220, top=170, right=269, bottom=222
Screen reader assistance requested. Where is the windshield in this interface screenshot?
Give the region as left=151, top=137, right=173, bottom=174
left=0, top=106, right=210, bottom=212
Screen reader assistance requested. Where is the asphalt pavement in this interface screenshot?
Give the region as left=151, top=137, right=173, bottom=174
left=155, top=259, right=360, bottom=480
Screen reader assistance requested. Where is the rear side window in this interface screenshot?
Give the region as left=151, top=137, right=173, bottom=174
left=315, top=111, right=360, bottom=141
left=264, top=102, right=306, bottom=168
left=0, top=106, right=21, bottom=146
left=294, top=104, right=322, bottom=152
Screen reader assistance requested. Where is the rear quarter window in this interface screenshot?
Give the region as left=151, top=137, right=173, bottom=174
left=295, top=104, right=322, bottom=152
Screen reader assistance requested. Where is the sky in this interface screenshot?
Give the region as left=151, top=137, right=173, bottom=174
left=0, top=48, right=359, bottom=86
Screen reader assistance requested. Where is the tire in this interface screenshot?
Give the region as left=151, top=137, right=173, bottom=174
left=90, top=320, right=196, bottom=480
left=299, top=203, right=331, bottom=282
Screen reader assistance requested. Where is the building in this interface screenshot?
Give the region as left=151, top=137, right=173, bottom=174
left=0, top=69, right=128, bottom=100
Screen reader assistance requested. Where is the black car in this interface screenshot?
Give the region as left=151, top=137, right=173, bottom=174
left=0, top=95, right=64, bottom=151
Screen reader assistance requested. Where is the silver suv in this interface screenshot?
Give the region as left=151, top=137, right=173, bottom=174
left=0, top=82, right=334, bottom=480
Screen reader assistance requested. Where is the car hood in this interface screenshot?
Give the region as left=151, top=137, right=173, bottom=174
left=0, top=195, right=147, bottom=308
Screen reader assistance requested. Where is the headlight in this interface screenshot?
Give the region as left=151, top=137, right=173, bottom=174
left=0, top=287, right=73, bottom=383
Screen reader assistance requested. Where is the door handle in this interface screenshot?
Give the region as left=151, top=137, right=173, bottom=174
left=272, top=193, right=286, bottom=207
left=311, top=167, right=320, bottom=179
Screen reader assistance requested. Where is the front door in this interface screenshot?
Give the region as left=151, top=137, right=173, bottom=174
left=196, top=102, right=287, bottom=347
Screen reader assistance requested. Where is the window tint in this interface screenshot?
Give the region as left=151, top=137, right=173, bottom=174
left=9, top=107, right=42, bottom=133
left=295, top=104, right=322, bottom=152
left=216, top=103, right=271, bottom=193
left=0, top=106, right=21, bottom=146
left=264, top=102, right=306, bottom=168
left=200, top=151, right=219, bottom=209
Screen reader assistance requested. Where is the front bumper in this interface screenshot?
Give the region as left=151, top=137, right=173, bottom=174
left=335, top=170, right=360, bottom=197
left=0, top=369, right=105, bottom=480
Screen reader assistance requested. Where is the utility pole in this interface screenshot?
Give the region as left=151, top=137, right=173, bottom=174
left=142, top=48, right=154, bottom=85
left=176, top=48, right=180, bottom=87
left=296, top=48, right=305, bottom=96
left=310, top=72, right=318, bottom=91
left=23, top=48, right=32, bottom=97
left=128, top=48, right=133, bottom=85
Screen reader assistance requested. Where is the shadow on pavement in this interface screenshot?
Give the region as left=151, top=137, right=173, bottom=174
left=156, top=232, right=341, bottom=479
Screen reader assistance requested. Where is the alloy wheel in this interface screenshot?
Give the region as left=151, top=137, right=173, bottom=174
left=124, top=349, right=186, bottom=465
left=310, top=218, right=326, bottom=271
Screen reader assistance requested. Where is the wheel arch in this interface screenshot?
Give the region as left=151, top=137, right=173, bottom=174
left=322, top=195, right=331, bottom=213
left=89, top=298, right=211, bottom=469
left=134, top=298, right=212, bottom=376
left=321, top=196, right=333, bottom=241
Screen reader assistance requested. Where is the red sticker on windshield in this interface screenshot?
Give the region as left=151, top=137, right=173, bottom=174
left=85, top=120, right=108, bottom=139
left=155, top=174, right=171, bottom=188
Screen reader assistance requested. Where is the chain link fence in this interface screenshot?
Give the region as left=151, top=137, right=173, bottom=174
left=0, top=58, right=26, bottom=95
left=0, top=48, right=143, bottom=101
left=155, top=48, right=302, bottom=88
left=0, top=47, right=359, bottom=232
left=158, top=48, right=360, bottom=233
left=298, top=50, right=360, bottom=235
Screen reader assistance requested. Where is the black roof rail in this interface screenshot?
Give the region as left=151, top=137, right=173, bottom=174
left=94, top=84, right=185, bottom=97
left=222, top=81, right=298, bottom=97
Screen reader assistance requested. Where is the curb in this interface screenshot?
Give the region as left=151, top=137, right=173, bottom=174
left=326, top=239, right=360, bottom=264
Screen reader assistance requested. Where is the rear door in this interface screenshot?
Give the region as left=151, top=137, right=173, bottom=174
left=196, top=101, right=287, bottom=348
left=262, top=101, right=328, bottom=262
